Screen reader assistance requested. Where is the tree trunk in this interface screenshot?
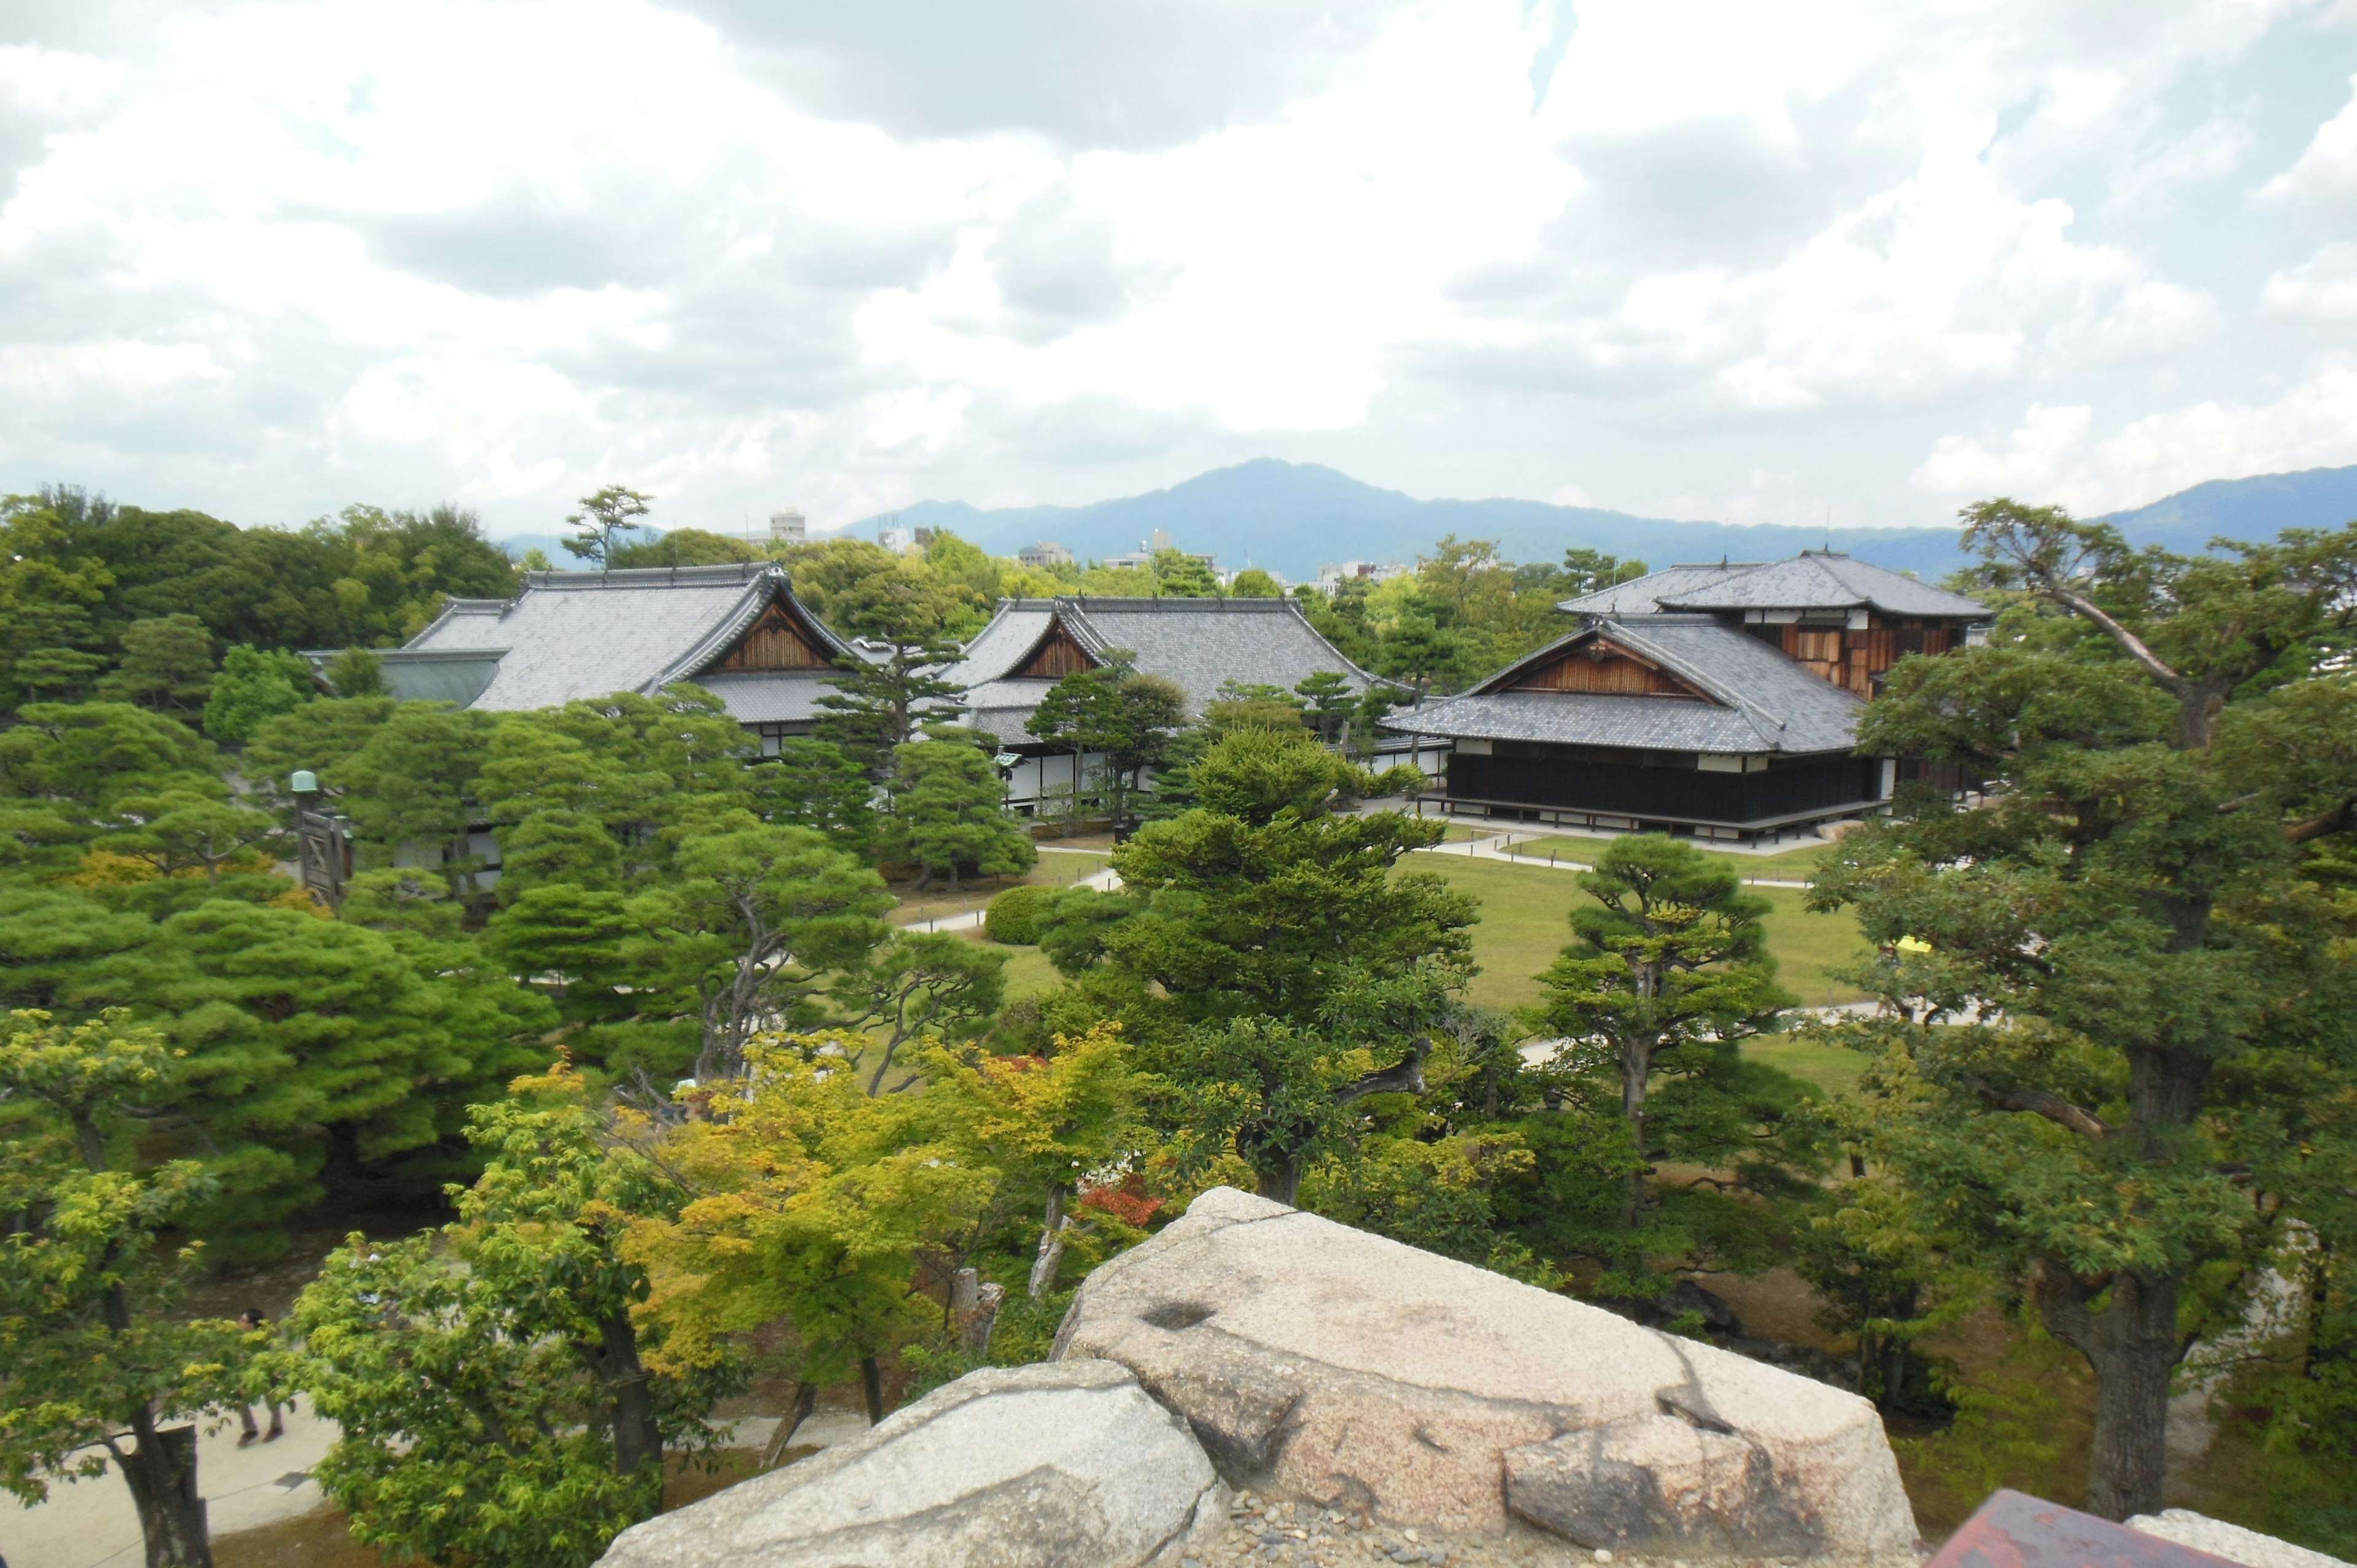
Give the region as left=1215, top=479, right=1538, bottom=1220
left=1620, top=1037, right=1651, bottom=1228
left=600, top=1308, right=664, bottom=1480
left=760, top=1381, right=820, bottom=1469
left=859, top=1355, right=886, bottom=1424
left=115, top=1412, right=212, bottom=1568
left=1028, top=1188, right=1070, bottom=1301
left=2036, top=1262, right=2181, bottom=1519
left=1255, top=1158, right=1301, bottom=1208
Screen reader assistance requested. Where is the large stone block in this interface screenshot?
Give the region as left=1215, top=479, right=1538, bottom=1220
left=1053, top=1186, right=1918, bottom=1560
left=597, top=1359, right=1225, bottom=1567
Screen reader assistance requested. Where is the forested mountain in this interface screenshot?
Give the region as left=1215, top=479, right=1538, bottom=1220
left=833, top=458, right=2357, bottom=580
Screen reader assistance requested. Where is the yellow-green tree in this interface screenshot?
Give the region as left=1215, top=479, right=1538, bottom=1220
left=923, top=1023, right=1144, bottom=1300
left=625, top=1033, right=996, bottom=1442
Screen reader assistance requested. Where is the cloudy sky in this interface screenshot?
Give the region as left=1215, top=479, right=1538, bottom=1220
left=4, top=0, right=2356, bottom=539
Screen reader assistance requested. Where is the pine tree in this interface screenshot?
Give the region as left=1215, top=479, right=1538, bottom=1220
left=877, top=740, right=1037, bottom=892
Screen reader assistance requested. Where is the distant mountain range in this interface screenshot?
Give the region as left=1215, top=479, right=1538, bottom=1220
left=497, top=460, right=2357, bottom=580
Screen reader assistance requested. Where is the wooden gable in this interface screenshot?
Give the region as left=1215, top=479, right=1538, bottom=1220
left=713, top=598, right=832, bottom=672
left=1510, top=638, right=1706, bottom=699
left=1014, top=619, right=1098, bottom=680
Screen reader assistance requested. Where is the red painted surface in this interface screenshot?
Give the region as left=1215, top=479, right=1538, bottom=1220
left=1927, top=1491, right=2243, bottom=1568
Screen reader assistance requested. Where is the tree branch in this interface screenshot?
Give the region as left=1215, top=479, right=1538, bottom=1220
left=1960, top=1075, right=2110, bottom=1139
left=2042, top=584, right=2187, bottom=693
left=1333, top=1038, right=1430, bottom=1105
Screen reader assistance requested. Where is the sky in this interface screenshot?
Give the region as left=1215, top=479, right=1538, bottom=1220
left=4, top=0, right=2357, bottom=540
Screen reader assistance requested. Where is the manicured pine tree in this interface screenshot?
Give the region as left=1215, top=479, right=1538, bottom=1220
left=877, top=739, right=1037, bottom=893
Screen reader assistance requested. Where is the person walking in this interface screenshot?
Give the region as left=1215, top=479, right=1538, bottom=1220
left=236, top=1308, right=285, bottom=1445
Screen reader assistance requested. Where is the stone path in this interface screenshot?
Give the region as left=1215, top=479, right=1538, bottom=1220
left=7, top=1400, right=338, bottom=1568
left=893, top=863, right=1121, bottom=933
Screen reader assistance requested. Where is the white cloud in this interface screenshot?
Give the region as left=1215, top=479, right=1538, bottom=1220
left=1912, top=365, right=2357, bottom=514
left=2256, top=70, right=2357, bottom=222
left=2262, top=241, right=2357, bottom=317
left=0, top=0, right=2349, bottom=534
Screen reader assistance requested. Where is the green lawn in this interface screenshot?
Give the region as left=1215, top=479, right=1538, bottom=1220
left=1499, top=834, right=1835, bottom=879
left=1412, top=856, right=1873, bottom=1016
left=889, top=849, right=1111, bottom=927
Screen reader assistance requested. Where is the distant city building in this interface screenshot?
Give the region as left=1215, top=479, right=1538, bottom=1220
left=1018, top=541, right=1074, bottom=567
left=1316, top=560, right=1408, bottom=591
left=1103, top=535, right=1215, bottom=573
left=768, top=508, right=807, bottom=546
left=878, top=523, right=914, bottom=552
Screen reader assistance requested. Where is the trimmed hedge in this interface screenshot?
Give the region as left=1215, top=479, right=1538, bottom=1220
left=984, top=884, right=1054, bottom=944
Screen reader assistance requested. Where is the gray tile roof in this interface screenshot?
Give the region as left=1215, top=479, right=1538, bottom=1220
left=1612, top=552, right=1986, bottom=618
left=392, top=563, right=854, bottom=722
left=1558, top=562, right=1757, bottom=616
left=950, top=597, right=1379, bottom=738
left=690, top=671, right=835, bottom=726
left=1384, top=614, right=1864, bottom=756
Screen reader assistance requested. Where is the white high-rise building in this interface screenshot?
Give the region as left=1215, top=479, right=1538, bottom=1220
left=768, top=508, right=807, bottom=546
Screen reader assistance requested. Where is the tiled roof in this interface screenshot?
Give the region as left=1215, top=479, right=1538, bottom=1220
left=392, top=563, right=853, bottom=719
left=1383, top=614, right=1864, bottom=756
left=1567, top=552, right=1986, bottom=619
left=1558, top=562, right=1757, bottom=616
left=690, top=671, right=835, bottom=726
left=950, top=597, right=1380, bottom=738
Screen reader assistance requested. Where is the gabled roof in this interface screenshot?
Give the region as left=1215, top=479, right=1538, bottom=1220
left=389, top=563, right=853, bottom=719
left=1384, top=616, right=1864, bottom=755
left=954, top=597, right=1382, bottom=745
left=1562, top=552, right=1987, bottom=619
left=1558, top=562, right=1758, bottom=616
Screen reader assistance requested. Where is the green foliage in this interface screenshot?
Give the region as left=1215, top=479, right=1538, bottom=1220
left=562, top=484, right=654, bottom=568
left=98, top=614, right=215, bottom=713
left=809, top=558, right=977, bottom=775
left=610, top=820, right=891, bottom=1082
left=0, top=1011, right=250, bottom=1567
left=0, top=490, right=514, bottom=707
left=1228, top=568, right=1281, bottom=598
left=606, top=527, right=761, bottom=568
left=1809, top=499, right=2357, bottom=1516
left=292, top=1069, right=738, bottom=1568
left=1150, top=548, right=1221, bottom=598
left=1527, top=835, right=1796, bottom=1226
left=748, top=738, right=878, bottom=853
left=202, top=645, right=315, bottom=743
left=336, top=702, right=501, bottom=901
left=877, top=740, right=1037, bottom=890
left=323, top=646, right=384, bottom=697
left=627, top=1033, right=997, bottom=1399
left=1024, top=662, right=1186, bottom=825
left=985, top=883, right=1055, bottom=944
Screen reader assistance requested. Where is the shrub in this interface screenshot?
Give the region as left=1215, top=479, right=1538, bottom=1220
left=984, top=884, right=1053, bottom=944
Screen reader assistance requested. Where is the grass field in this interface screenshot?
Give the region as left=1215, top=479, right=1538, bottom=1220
left=888, top=848, right=1112, bottom=927
left=1499, top=834, right=1836, bottom=879
left=1411, top=856, right=1875, bottom=1016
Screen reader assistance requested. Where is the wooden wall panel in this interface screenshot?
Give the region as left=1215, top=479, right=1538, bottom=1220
left=1016, top=622, right=1098, bottom=679
left=1512, top=641, right=1700, bottom=697
left=716, top=602, right=830, bottom=671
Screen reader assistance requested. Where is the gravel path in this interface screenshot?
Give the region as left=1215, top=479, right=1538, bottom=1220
left=1190, top=1490, right=1809, bottom=1568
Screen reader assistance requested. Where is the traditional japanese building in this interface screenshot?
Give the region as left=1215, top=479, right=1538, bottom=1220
left=376, top=563, right=857, bottom=754
left=951, top=597, right=1383, bottom=809
left=1382, top=552, right=1988, bottom=841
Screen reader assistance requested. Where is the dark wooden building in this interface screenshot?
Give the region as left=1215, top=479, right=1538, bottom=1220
left=1383, top=552, right=1987, bottom=841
